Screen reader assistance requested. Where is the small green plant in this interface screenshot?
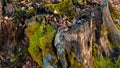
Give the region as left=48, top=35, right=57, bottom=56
left=46, top=0, right=73, bottom=13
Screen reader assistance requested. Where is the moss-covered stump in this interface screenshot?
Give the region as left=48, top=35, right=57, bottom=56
left=25, top=20, right=56, bottom=67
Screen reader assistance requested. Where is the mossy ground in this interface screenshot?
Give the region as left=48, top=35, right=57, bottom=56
left=93, top=42, right=120, bottom=68
left=93, top=55, right=120, bottom=68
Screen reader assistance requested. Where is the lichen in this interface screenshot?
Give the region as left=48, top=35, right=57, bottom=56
left=25, top=20, right=56, bottom=67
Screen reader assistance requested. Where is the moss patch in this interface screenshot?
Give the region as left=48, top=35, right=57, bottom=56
left=69, top=52, right=82, bottom=68
left=45, top=0, right=76, bottom=20
left=25, top=20, right=56, bottom=67
left=46, top=0, right=73, bottom=13
left=94, top=56, right=115, bottom=68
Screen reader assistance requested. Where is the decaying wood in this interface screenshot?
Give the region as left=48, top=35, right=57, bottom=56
left=54, top=1, right=115, bottom=68
left=102, top=0, right=120, bottom=44
left=54, top=15, right=94, bottom=68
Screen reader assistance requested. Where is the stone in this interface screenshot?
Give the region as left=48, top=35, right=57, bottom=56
left=54, top=10, right=57, bottom=14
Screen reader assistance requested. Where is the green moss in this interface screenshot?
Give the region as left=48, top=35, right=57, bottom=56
left=26, top=8, right=36, bottom=15
left=10, top=55, right=19, bottom=62
left=10, top=45, right=29, bottom=64
left=108, top=41, right=115, bottom=48
left=67, top=8, right=77, bottom=20
left=115, top=57, right=120, bottom=68
left=92, top=42, right=116, bottom=68
left=25, top=21, right=56, bottom=67
left=94, top=56, right=115, bottom=68
left=69, top=52, right=82, bottom=68
left=45, top=0, right=76, bottom=19
left=108, top=40, right=120, bottom=49
left=46, top=0, right=73, bottom=13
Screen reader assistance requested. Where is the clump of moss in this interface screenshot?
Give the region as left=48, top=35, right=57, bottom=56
left=92, top=42, right=116, bottom=68
left=94, top=56, right=115, bottom=68
left=69, top=52, right=82, bottom=68
left=25, top=20, right=56, bottom=67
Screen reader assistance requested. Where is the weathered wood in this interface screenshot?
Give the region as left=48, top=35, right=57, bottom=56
left=102, top=0, right=120, bottom=44
left=54, top=12, right=95, bottom=67
left=54, top=1, right=116, bottom=68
